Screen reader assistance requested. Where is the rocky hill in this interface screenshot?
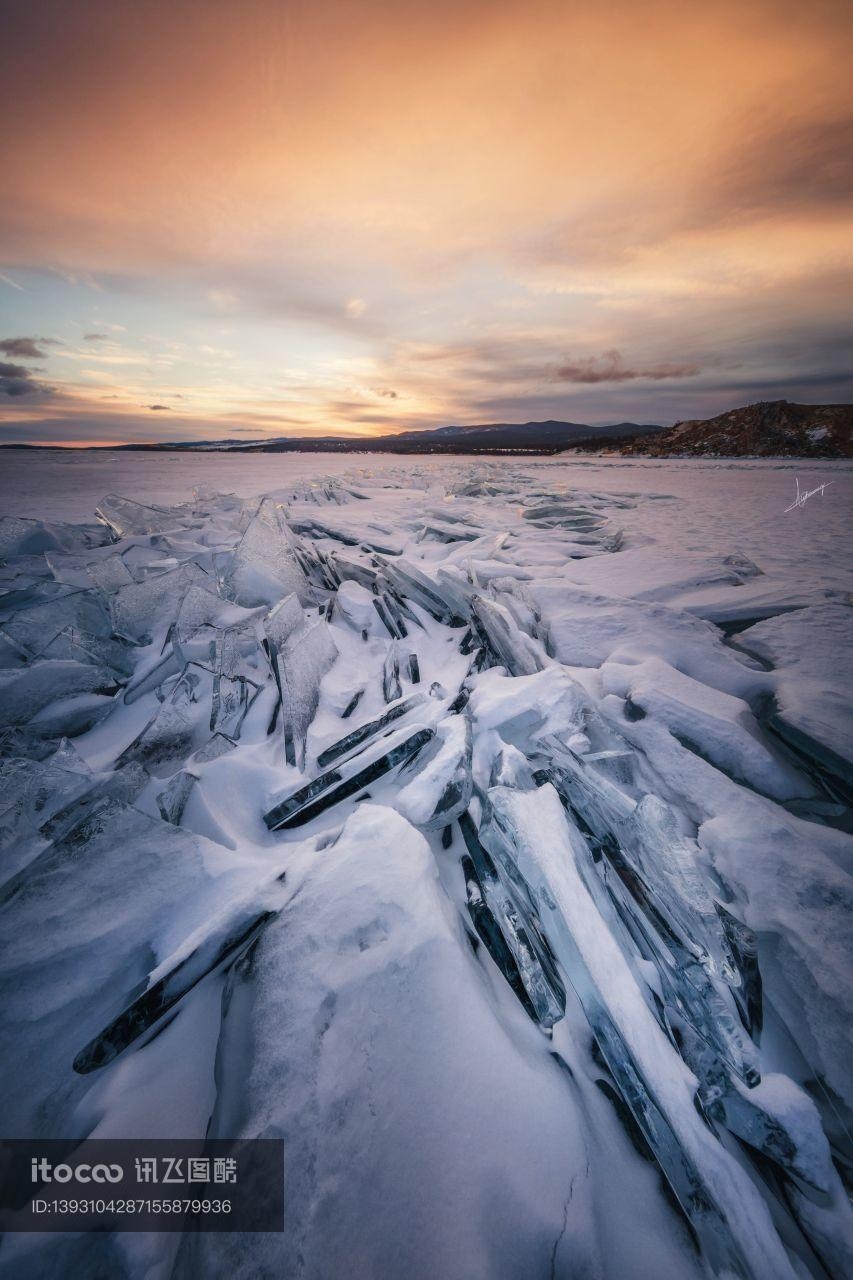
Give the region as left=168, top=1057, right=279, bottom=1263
left=617, top=401, right=852, bottom=458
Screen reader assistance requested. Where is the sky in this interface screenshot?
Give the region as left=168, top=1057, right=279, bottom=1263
left=1, top=0, right=851, bottom=445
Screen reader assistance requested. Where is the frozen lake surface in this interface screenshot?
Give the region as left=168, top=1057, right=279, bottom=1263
left=0, top=450, right=851, bottom=1279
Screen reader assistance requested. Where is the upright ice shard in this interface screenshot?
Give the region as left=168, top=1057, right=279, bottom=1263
left=224, top=497, right=313, bottom=608
left=264, top=592, right=305, bottom=651
left=276, top=621, right=338, bottom=767
left=110, top=564, right=208, bottom=644
left=459, top=811, right=564, bottom=1027
left=156, top=769, right=198, bottom=825
left=374, top=554, right=468, bottom=625
left=382, top=641, right=402, bottom=703
left=118, top=664, right=219, bottom=773
left=470, top=596, right=545, bottom=676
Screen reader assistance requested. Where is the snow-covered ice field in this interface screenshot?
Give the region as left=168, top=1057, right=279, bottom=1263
left=0, top=450, right=851, bottom=1279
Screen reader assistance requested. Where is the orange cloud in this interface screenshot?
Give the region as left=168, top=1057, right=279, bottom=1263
left=0, top=0, right=850, bottom=442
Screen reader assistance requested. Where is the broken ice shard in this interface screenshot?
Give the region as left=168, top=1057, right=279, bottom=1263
left=191, top=732, right=238, bottom=763
left=521, top=500, right=604, bottom=528
left=477, top=784, right=773, bottom=1280
left=211, top=672, right=261, bottom=739
left=543, top=736, right=754, bottom=1018
left=538, top=733, right=636, bottom=839
left=678, top=1019, right=827, bottom=1193
left=593, top=839, right=761, bottom=1088
left=470, top=595, right=545, bottom=676
left=459, top=812, right=565, bottom=1027
left=462, top=851, right=537, bottom=1022
left=290, top=514, right=360, bottom=547
left=224, top=496, right=313, bottom=607
left=39, top=626, right=135, bottom=678
left=156, top=769, right=198, bottom=825
left=374, top=554, right=468, bottom=625
left=118, top=664, right=216, bottom=774
left=262, top=590, right=304, bottom=718
left=382, top=641, right=402, bottom=702
left=73, top=908, right=276, bottom=1073
left=0, top=797, right=255, bottom=1136
left=372, top=593, right=404, bottom=638
left=263, top=592, right=304, bottom=651
left=0, top=744, right=96, bottom=884
left=715, top=903, right=763, bottom=1037
left=85, top=554, right=135, bottom=594
left=2, top=589, right=112, bottom=656
left=0, top=660, right=119, bottom=727
left=316, top=693, right=427, bottom=769
left=342, top=690, right=363, bottom=719
left=393, top=715, right=473, bottom=830
left=277, top=620, right=338, bottom=767
left=379, top=591, right=409, bottom=638
left=264, top=726, right=434, bottom=830
left=95, top=493, right=194, bottom=539
left=110, top=564, right=208, bottom=645
left=174, top=582, right=263, bottom=645
left=328, top=552, right=378, bottom=593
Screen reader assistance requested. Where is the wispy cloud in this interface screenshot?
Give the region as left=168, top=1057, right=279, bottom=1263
left=0, top=361, right=52, bottom=397
left=0, top=337, right=58, bottom=360
left=554, top=350, right=700, bottom=384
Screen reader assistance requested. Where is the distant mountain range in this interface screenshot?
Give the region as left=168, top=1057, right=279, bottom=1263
left=108, top=418, right=665, bottom=455
left=2, top=419, right=663, bottom=455
left=3, top=402, right=850, bottom=456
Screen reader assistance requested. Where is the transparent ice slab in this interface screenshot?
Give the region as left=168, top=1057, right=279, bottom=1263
left=275, top=621, right=338, bottom=768
left=264, top=726, right=434, bottom=830
left=393, top=715, right=473, bottom=830
left=316, top=693, right=428, bottom=770
left=477, top=784, right=795, bottom=1280
left=470, top=595, right=545, bottom=676
left=224, top=497, right=313, bottom=608
left=459, top=811, right=564, bottom=1027
left=95, top=493, right=196, bottom=539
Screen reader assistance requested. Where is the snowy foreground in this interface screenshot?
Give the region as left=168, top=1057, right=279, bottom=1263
left=0, top=455, right=851, bottom=1279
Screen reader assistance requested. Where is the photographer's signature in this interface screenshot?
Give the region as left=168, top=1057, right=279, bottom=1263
left=785, top=476, right=833, bottom=512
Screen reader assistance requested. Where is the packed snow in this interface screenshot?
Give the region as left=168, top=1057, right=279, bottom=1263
left=0, top=450, right=851, bottom=1280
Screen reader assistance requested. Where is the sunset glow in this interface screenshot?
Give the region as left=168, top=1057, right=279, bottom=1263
left=1, top=0, right=851, bottom=444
